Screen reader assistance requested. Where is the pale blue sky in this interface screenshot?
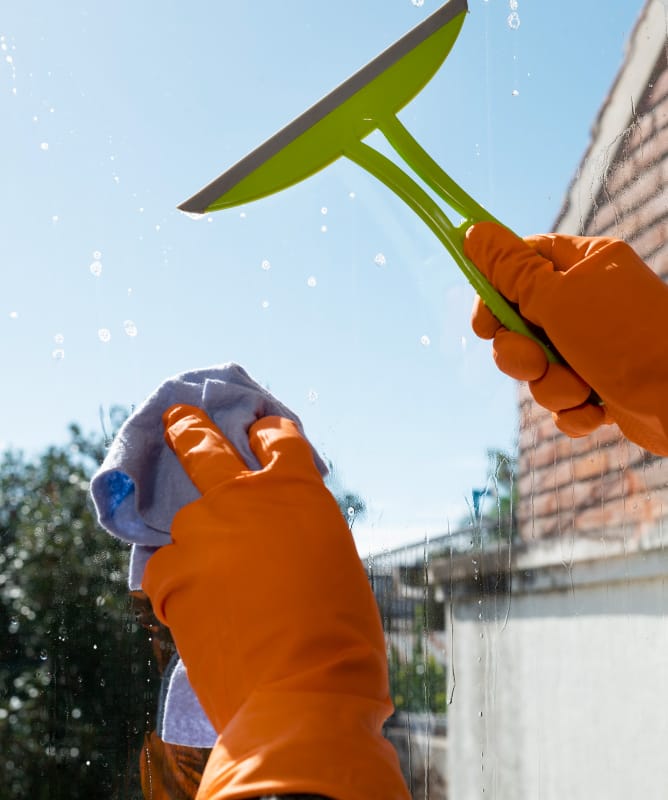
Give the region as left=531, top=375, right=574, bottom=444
left=1, top=1, right=646, bottom=553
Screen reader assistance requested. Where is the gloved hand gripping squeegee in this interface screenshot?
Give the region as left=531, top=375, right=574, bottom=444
left=178, top=0, right=560, bottom=365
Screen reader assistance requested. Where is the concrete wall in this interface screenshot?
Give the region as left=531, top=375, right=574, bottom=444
left=444, top=542, right=668, bottom=799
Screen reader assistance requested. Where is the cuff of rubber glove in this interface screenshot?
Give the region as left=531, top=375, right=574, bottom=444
left=195, top=690, right=409, bottom=800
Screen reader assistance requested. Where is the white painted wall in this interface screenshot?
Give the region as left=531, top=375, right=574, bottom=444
left=446, top=546, right=668, bottom=799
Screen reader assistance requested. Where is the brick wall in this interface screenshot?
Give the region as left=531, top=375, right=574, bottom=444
left=517, top=50, right=668, bottom=542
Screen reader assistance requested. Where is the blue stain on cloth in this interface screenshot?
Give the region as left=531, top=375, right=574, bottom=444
left=90, top=363, right=328, bottom=747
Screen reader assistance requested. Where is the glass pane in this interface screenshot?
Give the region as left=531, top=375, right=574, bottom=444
left=1, top=1, right=663, bottom=797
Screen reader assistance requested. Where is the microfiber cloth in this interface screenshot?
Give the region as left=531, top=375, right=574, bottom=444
left=90, top=363, right=328, bottom=747
left=157, top=654, right=217, bottom=747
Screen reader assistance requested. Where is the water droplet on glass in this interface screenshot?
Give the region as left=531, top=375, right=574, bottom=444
left=8, top=618, right=19, bottom=634
left=98, top=328, right=111, bottom=343
left=123, top=320, right=138, bottom=337
left=52, top=347, right=65, bottom=360
left=6, top=54, right=13, bottom=64
left=507, top=11, right=520, bottom=29
left=461, top=335, right=468, bottom=350
left=39, top=650, right=48, bottom=661
left=411, top=0, right=425, bottom=6
left=261, top=300, right=270, bottom=309
left=374, top=253, right=386, bottom=267
left=320, top=225, right=328, bottom=233
left=239, top=211, right=247, bottom=219
left=51, top=215, right=59, bottom=223
left=155, top=224, right=161, bottom=232
left=511, top=89, right=520, bottom=96
left=347, top=506, right=356, bottom=517
left=509, top=0, right=518, bottom=9
left=40, top=142, right=49, bottom=151
left=261, top=259, right=271, bottom=271
left=89, top=261, right=102, bottom=277
left=420, top=335, right=431, bottom=347
left=9, top=311, right=18, bottom=319
left=307, top=389, right=319, bottom=403
left=349, top=191, right=356, bottom=199
left=320, top=206, right=328, bottom=215
left=307, top=276, right=317, bottom=288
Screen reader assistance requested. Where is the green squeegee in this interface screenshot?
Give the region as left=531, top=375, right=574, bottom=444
left=178, top=0, right=558, bottom=364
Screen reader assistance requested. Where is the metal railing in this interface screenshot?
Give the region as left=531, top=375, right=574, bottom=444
left=365, top=521, right=503, bottom=570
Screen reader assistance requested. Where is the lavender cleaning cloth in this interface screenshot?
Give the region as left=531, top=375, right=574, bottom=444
left=91, top=363, right=328, bottom=588
left=90, top=363, right=328, bottom=749
left=157, top=655, right=217, bottom=747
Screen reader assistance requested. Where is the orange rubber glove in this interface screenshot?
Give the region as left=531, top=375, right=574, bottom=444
left=464, top=221, right=668, bottom=456
left=142, top=406, right=411, bottom=800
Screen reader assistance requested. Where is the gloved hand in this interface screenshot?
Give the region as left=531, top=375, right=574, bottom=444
left=464, top=221, right=668, bottom=456
left=142, top=406, right=410, bottom=800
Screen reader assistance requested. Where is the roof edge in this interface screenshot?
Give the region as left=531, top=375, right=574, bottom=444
left=555, top=0, right=668, bottom=233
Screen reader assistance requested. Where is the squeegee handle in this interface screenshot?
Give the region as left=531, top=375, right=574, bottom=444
left=357, top=115, right=603, bottom=405
left=373, top=114, right=564, bottom=364
left=345, top=128, right=561, bottom=366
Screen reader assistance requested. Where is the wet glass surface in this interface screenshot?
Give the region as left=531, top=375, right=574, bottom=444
left=0, top=2, right=663, bottom=797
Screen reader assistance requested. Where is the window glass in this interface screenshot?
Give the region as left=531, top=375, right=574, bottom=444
left=1, top=1, right=660, bottom=797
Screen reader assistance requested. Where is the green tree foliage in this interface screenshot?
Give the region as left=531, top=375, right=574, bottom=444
left=465, top=448, right=518, bottom=541
left=387, top=603, right=446, bottom=714
left=324, top=460, right=366, bottom=526
left=484, top=448, right=517, bottom=540
left=0, top=417, right=157, bottom=799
